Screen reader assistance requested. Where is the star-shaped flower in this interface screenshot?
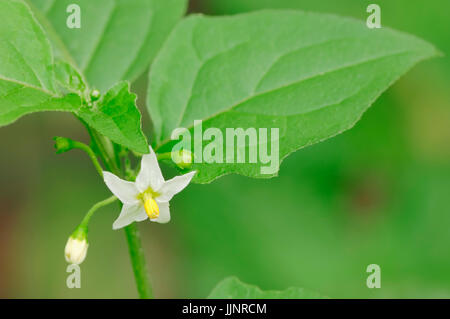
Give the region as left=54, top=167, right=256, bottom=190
left=103, top=146, right=196, bottom=229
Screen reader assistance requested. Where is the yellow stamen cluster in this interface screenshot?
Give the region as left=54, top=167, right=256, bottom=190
left=143, top=192, right=159, bottom=219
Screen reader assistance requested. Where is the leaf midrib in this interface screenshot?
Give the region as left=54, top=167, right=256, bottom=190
left=0, top=75, right=58, bottom=97
left=157, top=49, right=413, bottom=149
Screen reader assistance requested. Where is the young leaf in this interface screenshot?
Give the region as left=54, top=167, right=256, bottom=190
left=30, top=0, right=188, bottom=92
left=208, top=277, right=326, bottom=299
left=77, top=82, right=148, bottom=154
left=0, top=0, right=81, bottom=127
left=148, top=10, right=438, bottom=183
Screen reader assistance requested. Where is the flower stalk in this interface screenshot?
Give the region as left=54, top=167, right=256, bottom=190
left=65, top=195, right=118, bottom=265
left=54, top=136, right=104, bottom=178
left=80, top=195, right=118, bottom=228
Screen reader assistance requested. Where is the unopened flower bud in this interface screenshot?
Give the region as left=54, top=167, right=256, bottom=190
left=65, top=227, right=88, bottom=265
left=54, top=136, right=74, bottom=154
left=172, top=150, right=193, bottom=169
left=90, top=89, right=101, bottom=102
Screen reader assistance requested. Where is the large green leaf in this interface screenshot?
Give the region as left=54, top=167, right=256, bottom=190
left=148, top=10, right=438, bottom=183
left=30, top=0, right=188, bottom=92
left=208, top=277, right=326, bottom=299
left=0, top=0, right=80, bottom=127
left=77, top=82, right=148, bottom=153
left=207, top=0, right=450, bottom=79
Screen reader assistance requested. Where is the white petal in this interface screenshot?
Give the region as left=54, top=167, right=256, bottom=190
left=112, top=204, right=147, bottom=230
left=151, top=201, right=170, bottom=224
left=135, top=146, right=164, bottom=192
left=103, top=172, right=139, bottom=205
left=157, top=171, right=196, bottom=202
left=135, top=210, right=149, bottom=222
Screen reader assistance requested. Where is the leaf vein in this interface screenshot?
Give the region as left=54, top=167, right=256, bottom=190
left=253, top=36, right=355, bottom=93
left=6, top=39, right=47, bottom=91
left=158, top=49, right=411, bottom=147
left=175, top=38, right=251, bottom=130
left=0, top=76, right=57, bottom=97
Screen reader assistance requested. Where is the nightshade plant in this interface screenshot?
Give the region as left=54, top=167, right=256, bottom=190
left=0, top=0, right=438, bottom=298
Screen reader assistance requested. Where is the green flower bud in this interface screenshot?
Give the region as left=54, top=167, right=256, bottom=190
left=90, top=89, right=101, bottom=102
left=172, top=150, right=193, bottom=169
left=54, top=136, right=74, bottom=154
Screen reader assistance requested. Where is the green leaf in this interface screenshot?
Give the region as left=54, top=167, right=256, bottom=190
left=148, top=10, right=438, bottom=183
left=0, top=0, right=81, bottom=127
left=54, top=59, right=87, bottom=95
left=30, top=0, right=188, bottom=92
left=208, top=277, right=326, bottom=299
left=77, top=81, right=148, bottom=153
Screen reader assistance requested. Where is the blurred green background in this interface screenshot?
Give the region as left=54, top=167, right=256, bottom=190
left=1, top=0, right=449, bottom=298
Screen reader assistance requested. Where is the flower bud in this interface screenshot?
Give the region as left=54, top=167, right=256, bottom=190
left=172, top=150, right=193, bottom=169
left=54, top=136, right=74, bottom=154
left=90, top=89, right=101, bottom=102
left=65, top=228, right=89, bottom=265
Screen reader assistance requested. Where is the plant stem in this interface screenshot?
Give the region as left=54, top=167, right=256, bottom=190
left=85, top=126, right=153, bottom=299
left=124, top=223, right=153, bottom=298
left=79, top=195, right=118, bottom=229
left=71, top=140, right=104, bottom=178
left=156, top=152, right=173, bottom=161
left=82, top=121, right=120, bottom=174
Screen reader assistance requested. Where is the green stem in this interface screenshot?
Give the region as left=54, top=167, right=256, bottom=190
left=79, top=195, right=118, bottom=229
left=156, top=152, right=173, bottom=161
left=124, top=223, right=153, bottom=299
left=85, top=125, right=153, bottom=299
left=83, top=122, right=120, bottom=174
left=71, top=141, right=104, bottom=178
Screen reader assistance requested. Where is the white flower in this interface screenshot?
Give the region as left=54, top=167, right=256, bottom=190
left=65, top=237, right=88, bottom=264
left=103, top=146, right=196, bottom=230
